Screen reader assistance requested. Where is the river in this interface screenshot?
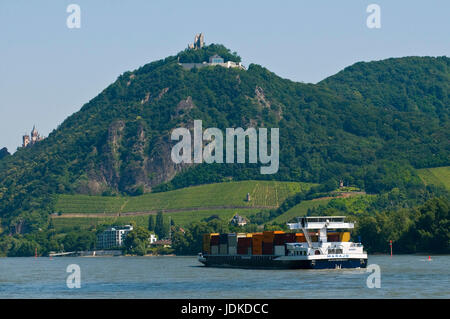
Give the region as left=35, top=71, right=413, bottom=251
left=0, top=255, right=448, bottom=298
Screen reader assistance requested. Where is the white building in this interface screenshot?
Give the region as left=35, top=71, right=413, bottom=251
left=179, top=55, right=245, bottom=70
left=149, top=234, right=157, bottom=244
left=97, top=225, right=133, bottom=249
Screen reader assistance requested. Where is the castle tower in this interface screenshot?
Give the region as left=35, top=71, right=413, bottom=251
left=31, top=125, right=39, bottom=144
left=22, top=134, right=30, bottom=148
left=197, top=33, right=204, bottom=48
left=189, top=33, right=205, bottom=50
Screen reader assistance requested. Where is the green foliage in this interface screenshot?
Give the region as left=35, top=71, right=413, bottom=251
left=154, top=212, right=167, bottom=239
left=172, top=218, right=230, bottom=255
left=148, top=214, right=155, bottom=231
left=55, top=180, right=307, bottom=214
left=123, top=226, right=152, bottom=256
left=410, top=197, right=449, bottom=253
left=249, top=180, right=338, bottom=224
left=177, top=44, right=241, bottom=63
left=0, top=147, right=9, bottom=160
left=61, top=230, right=96, bottom=251
left=417, top=166, right=450, bottom=191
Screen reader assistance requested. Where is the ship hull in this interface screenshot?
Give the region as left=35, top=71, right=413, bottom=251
left=200, top=255, right=367, bottom=269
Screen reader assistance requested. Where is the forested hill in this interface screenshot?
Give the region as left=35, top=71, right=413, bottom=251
left=0, top=44, right=448, bottom=233
left=318, top=56, right=450, bottom=169
left=320, top=56, right=449, bottom=115
left=0, top=148, right=9, bottom=160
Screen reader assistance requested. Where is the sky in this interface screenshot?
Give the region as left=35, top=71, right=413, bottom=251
left=0, top=0, right=449, bottom=153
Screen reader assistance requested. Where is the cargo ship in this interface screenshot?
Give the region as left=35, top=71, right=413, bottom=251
left=198, top=216, right=367, bottom=269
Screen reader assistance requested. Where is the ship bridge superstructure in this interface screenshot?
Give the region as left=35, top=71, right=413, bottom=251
left=287, top=216, right=354, bottom=231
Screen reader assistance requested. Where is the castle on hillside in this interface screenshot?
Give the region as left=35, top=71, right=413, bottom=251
left=22, top=126, right=44, bottom=148
left=181, top=33, right=245, bottom=70
left=188, top=33, right=205, bottom=49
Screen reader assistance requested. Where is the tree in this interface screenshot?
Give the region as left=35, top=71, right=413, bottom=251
left=414, top=197, right=449, bottom=253
left=0, top=147, right=9, bottom=160
left=155, top=212, right=166, bottom=239
left=148, top=215, right=155, bottom=232
left=124, top=226, right=151, bottom=256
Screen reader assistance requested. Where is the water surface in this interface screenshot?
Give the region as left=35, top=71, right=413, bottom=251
left=0, top=255, right=448, bottom=298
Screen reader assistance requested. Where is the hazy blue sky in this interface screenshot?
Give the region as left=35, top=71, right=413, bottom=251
left=1, top=0, right=449, bottom=153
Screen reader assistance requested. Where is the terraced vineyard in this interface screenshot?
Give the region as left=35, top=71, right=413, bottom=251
left=417, top=166, right=450, bottom=191
left=270, top=198, right=332, bottom=224
left=52, top=208, right=263, bottom=231
left=52, top=181, right=314, bottom=231
left=54, top=180, right=314, bottom=215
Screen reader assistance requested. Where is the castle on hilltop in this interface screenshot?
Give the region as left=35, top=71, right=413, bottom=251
left=188, top=33, right=205, bottom=50
left=181, top=33, right=245, bottom=70
left=22, top=126, right=44, bottom=148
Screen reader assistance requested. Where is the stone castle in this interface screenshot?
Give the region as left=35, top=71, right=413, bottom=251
left=181, top=33, right=245, bottom=70
left=188, top=33, right=205, bottom=50
left=22, top=126, right=44, bottom=147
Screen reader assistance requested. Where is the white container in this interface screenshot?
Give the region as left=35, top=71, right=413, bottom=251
left=274, top=245, right=285, bottom=256
left=228, top=246, right=237, bottom=255
left=227, top=233, right=237, bottom=247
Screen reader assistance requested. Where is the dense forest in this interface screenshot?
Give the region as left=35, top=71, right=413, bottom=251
left=0, top=45, right=448, bottom=254
left=0, top=147, right=9, bottom=160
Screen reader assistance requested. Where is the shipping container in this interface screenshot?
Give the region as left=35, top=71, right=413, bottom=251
left=202, top=233, right=219, bottom=254
left=274, top=233, right=296, bottom=245
left=274, top=245, right=286, bottom=256
left=227, top=233, right=238, bottom=247
left=262, top=241, right=274, bottom=255
left=263, top=230, right=284, bottom=240
left=219, top=243, right=228, bottom=255
left=327, top=234, right=340, bottom=242
left=210, top=245, right=219, bottom=255
left=219, top=234, right=228, bottom=244
left=252, top=234, right=263, bottom=255
left=285, top=233, right=297, bottom=243
left=228, top=246, right=237, bottom=255
left=237, top=246, right=252, bottom=255
left=237, top=237, right=252, bottom=247
left=295, top=233, right=306, bottom=243
left=202, top=234, right=210, bottom=254
left=210, top=234, right=220, bottom=245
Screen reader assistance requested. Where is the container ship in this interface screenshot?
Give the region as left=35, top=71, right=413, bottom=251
left=198, top=216, right=367, bottom=269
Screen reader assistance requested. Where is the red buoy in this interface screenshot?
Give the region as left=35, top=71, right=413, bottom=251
left=389, top=240, right=393, bottom=257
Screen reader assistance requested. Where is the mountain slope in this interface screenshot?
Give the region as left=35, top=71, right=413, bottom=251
left=0, top=45, right=448, bottom=233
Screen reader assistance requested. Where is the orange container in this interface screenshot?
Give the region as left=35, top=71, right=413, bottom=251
left=252, top=234, right=264, bottom=255
left=262, top=230, right=284, bottom=243
left=202, top=233, right=219, bottom=254
left=295, top=233, right=306, bottom=243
